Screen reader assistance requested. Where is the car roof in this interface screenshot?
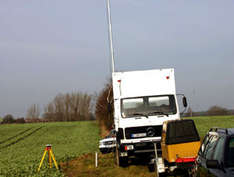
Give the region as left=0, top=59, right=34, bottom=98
left=227, top=128, right=234, bottom=135
left=209, top=127, right=234, bottom=136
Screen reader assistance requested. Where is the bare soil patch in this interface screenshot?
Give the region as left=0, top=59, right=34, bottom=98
left=61, top=153, right=157, bottom=177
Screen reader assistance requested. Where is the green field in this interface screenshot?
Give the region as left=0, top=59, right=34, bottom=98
left=188, top=115, right=234, bottom=138
left=0, top=121, right=100, bottom=177
left=0, top=116, right=234, bottom=177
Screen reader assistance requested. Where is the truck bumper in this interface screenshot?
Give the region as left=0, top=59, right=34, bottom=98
left=118, top=139, right=162, bottom=157
left=120, top=137, right=161, bottom=144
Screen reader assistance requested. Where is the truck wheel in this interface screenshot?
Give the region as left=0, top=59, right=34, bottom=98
left=159, top=173, right=167, bottom=177
left=115, top=146, right=128, bottom=167
left=119, top=156, right=128, bottom=167
left=148, top=163, right=155, bottom=172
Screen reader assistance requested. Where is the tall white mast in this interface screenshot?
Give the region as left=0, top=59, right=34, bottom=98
left=106, top=0, right=115, bottom=73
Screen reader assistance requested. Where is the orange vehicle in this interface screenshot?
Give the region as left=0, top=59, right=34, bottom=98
left=161, top=119, right=200, bottom=175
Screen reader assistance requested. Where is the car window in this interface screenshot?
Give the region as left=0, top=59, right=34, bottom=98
left=203, top=135, right=212, bottom=157
left=105, top=130, right=116, bottom=138
left=110, top=130, right=116, bottom=137
left=205, top=135, right=219, bottom=159
left=212, top=137, right=225, bottom=163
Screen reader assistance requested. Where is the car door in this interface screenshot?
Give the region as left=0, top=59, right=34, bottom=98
left=196, top=134, right=211, bottom=176
left=196, top=134, right=218, bottom=177
left=198, top=135, right=213, bottom=165
left=208, top=136, right=226, bottom=177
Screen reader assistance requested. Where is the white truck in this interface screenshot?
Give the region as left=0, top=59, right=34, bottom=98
left=112, top=68, right=187, bottom=170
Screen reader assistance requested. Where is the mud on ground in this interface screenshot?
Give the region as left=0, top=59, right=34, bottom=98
left=61, top=152, right=157, bottom=177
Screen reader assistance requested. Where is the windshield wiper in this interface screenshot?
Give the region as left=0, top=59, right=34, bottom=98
left=148, top=111, right=169, bottom=117
left=132, top=113, right=148, bottom=118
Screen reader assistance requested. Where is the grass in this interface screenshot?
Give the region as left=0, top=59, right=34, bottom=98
left=186, top=115, right=234, bottom=138
left=61, top=153, right=156, bottom=177
left=0, top=121, right=100, bottom=177
left=62, top=115, right=234, bottom=177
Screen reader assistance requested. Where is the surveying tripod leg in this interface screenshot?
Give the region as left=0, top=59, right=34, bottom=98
left=48, top=150, right=52, bottom=168
left=38, top=150, right=47, bottom=172
left=50, top=149, right=59, bottom=169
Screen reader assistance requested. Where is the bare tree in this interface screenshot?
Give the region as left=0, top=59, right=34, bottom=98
left=43, top=92, right=92, bottom=122
left=26, top=104, right=40, bottom=119
left=53, top=94, right=65, bottom=121
left=70, top=92, right=80, bottom=121
left=207, top=106, right=230, bottom=116
left=95, top=81, right=114, bottom=130
left=64, top=93, right=71, bottom=121
left=83, top=94, right=91, bottom=120
left=43, top=102, right=55, bottom=121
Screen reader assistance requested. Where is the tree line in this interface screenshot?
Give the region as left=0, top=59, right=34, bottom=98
left=42, top=92, right=93, bottom=122
left=1, top=85, right=234, bottom=125
left=1, top=92, right=94, bottom=124
left=183, top=105, right=234, bottom=117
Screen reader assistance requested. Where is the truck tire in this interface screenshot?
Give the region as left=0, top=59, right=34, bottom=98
left=148, top=163, right=155, bottom=172
left=159, top=173, right=167, bottom=177
left=115, top=146, right=128, bottom=167
left=119, top=156, right=128, bottom=167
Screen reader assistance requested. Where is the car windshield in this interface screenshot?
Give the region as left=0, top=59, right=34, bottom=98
left=105, top=130, right=116, bottom=138
left=228, top=137, right=234, bottom=167
left=121, top=95, right=176, bottom=118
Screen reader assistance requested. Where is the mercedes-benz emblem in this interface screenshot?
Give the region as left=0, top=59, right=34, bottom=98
left=146, top=127, right=155, bottom=137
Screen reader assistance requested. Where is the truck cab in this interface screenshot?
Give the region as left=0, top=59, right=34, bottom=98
left=112, top=68, right=184, bottom=167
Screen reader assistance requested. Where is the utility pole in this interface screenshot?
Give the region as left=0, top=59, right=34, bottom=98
left=106, top=0, right=115, bottom=73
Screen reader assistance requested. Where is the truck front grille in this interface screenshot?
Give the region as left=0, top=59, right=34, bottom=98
left=125, top=125, right=162, bottom=139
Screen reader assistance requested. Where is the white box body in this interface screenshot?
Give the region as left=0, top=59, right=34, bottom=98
left=112, top=68, right=180, bottom=144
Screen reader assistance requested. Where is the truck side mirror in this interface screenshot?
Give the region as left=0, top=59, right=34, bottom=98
left=182, top=96, right=188, bottom=107
left=107, top=103, right=112, bottom=113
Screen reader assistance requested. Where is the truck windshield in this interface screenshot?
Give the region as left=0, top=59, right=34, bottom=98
left=121, top=95, right=177, bottom=118
left=228, top=137, right=234, bottom=167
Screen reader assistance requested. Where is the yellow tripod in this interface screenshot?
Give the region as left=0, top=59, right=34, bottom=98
left=38, top=144, right=59, bottom=172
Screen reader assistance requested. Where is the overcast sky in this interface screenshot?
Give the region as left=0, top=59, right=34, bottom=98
left=1, top=0, right=234, bottom=117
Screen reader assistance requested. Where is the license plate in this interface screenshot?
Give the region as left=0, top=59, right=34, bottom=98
left=131, top=133, right=146, bottom=138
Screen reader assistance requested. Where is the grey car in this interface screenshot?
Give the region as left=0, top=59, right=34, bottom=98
left=194, top=127, right=234, bottom=177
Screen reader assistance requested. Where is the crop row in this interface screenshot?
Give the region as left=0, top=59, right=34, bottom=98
left=0, top=128, right=32, bottom=145
left=0, top=127, right=43, bottom=151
